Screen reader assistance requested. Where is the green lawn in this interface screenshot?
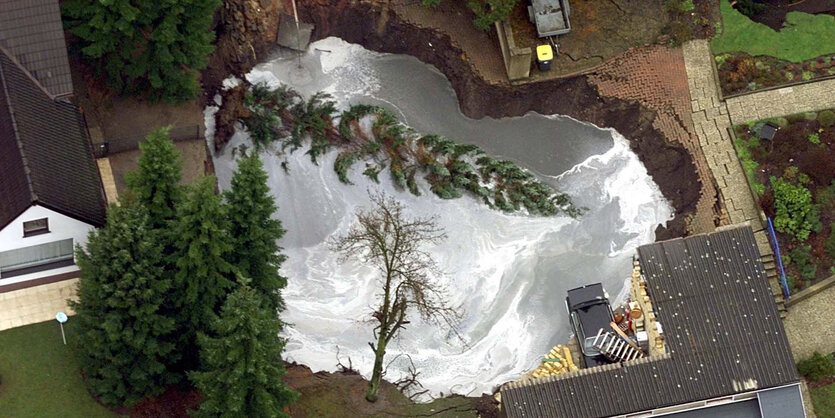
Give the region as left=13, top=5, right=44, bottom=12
left=0, top=320, right=117, bottom=418
left=712, top=0, right=835, bottom=62
left=811, top=382, right=835, bottom=418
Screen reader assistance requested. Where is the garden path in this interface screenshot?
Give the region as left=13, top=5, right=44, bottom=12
left=683, top=40, right=765, bottom=232
left=726, top=79, right=835, bottom=125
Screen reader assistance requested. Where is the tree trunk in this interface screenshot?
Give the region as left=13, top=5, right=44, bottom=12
left=366, top=336, right=387, bottom=402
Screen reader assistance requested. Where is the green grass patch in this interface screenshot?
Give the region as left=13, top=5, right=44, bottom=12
left=811, top=382, right=835, bottom=418
left=733, top=135, right=765, bottom=195
left=712, top=0, right=835, bottom=62
left=0, top=320, right=117, bottom=418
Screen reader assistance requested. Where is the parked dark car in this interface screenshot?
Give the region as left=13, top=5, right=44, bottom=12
left=566, top=283, right=615, bottom=368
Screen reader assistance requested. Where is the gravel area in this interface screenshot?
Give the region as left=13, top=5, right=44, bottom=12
left=783, top=284, right=835, bottom=361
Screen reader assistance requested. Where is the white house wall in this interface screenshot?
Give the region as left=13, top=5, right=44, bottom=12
left=0, top=205, right=95, bottom=287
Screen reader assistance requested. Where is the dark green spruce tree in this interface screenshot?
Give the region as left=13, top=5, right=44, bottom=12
left=225, top=152, right=288, bottom=313
left=171, top=175, right=235, bottom=369
left=190, top=283, right=298, bottom=417
left=126, top=127, right=183, bottom=229
left=71, top=199, right=177, bottom=406
left=62, top=0, right=221, bottom=102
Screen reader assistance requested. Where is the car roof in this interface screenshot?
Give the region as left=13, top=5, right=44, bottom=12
left=573, top=303, right=612, bottom=337
left=566, top=282, right=605, bottom=310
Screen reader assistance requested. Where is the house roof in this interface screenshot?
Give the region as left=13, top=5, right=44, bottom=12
left=0, top=0, right=74, bottom=98
left=0, top=47, right=105, bottom=229
left=501, top=226, right=798, bottom=418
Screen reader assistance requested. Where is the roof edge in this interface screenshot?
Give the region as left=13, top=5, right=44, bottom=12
left=0, top=45, right=62, bottom=101
left=0, top=48, right=37, bottom=204
left=37, top=202, right=105, bottom=228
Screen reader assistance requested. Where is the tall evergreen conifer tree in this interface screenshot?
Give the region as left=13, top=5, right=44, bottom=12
left=225, top=153, right=287, bottom=312
left=126, top=127, right=183, bottom=229
left=171, top=176, right=235, bottom=368
left=190, top=283, right=298, bottom=417
left=71, top=200, right=177, bottom=406
left=62, top=0, right=221, bottom=102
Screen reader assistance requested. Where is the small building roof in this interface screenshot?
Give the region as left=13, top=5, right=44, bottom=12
left=0, top=0, right=74, bottom=98
left=759, top=122, right=778, bottom=141
left=501, top=226, right=798, bottom=418
left=0, top=47, right=105, bottom=229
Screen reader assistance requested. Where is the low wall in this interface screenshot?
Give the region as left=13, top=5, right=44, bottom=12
left=786, top=274, right=835, bottom=308
left=495, top=20, right=531, bottom=81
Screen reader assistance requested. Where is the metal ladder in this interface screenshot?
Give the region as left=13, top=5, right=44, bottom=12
left=591, top=329, right=644, bottom=363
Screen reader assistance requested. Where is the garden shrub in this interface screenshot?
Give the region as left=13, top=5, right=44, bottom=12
left=788, top=245, right=816, bottom=281
left=797, top=351, right=835, bottom=381
left=733, top=0, right=765, bottom=17
left=825, top=223, right=835, bottom=260
left=819, top=110, right=835, bottom=127
left=733, top=137, right=764, bottom=195
left=808, top=133, right=821, bottom=144
left=771, top=175, right=821, bottom=242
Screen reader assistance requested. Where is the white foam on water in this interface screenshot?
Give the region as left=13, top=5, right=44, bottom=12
left=209, top=37, right=674, bottom=400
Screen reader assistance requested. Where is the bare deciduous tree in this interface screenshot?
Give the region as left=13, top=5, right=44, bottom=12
left=331, top=191, right=462, bottom=402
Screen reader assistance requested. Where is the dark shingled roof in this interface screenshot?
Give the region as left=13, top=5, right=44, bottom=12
left=0, top=47, right=105, bottom=228
left=501, top=226, right=798, bottom=418
left=0, top=0, right=74, bottom=98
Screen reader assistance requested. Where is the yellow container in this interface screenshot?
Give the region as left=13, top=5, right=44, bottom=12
left=536, top=44, right=554, bottom=62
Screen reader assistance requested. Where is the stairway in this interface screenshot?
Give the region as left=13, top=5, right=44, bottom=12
left=761, top=252, right=788, bottom=319
left=591, top=329, right=644, bottom=363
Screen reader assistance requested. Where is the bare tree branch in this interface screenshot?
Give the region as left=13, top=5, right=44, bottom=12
left=329, top=190, right=464, bottom=402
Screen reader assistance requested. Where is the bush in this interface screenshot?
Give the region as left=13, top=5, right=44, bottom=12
left=825, top=224, right=835, bottom=260
left=818, top=109, right=835, bottom=125
left=771, top=176, right=822, bottom=242
left=819, top=110, right=835, bottom=127
left=797, top=351, right=835, bottom=381
left=733, top=0, right=765, bottom=17
left=788, top=245, right=816, bottom=280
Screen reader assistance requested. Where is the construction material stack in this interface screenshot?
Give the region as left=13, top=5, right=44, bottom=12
left=529, top=345, right=579, bottom=379
left=630, top=259, right=666, bottom=355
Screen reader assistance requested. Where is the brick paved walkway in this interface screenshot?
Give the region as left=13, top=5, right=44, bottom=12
left=682, top=40, right=762, bottom=231
left=726, top=78, right=835, bottom=125
left=0, top=279, right=78, bottom=331
left=589, top=45, right=721, bottom=234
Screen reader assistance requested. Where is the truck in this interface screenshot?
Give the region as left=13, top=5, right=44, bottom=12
left=528, top=0, right=571, bottom=38
left=565, top=283, right=614, bottom=368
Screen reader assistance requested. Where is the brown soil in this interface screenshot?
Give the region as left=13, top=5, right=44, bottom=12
left=110, top=386, right=202, bottom=417
left=808, top=374, right=835, bottom=389
left=745, top=0, right=835, bottom=30
left=201, top=0, right=283, bottom=103
left=283, top=362, right=497, bottom=417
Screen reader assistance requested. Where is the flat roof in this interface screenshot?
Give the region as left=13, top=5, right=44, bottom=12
left=501, top=226, right=799, bottom=417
